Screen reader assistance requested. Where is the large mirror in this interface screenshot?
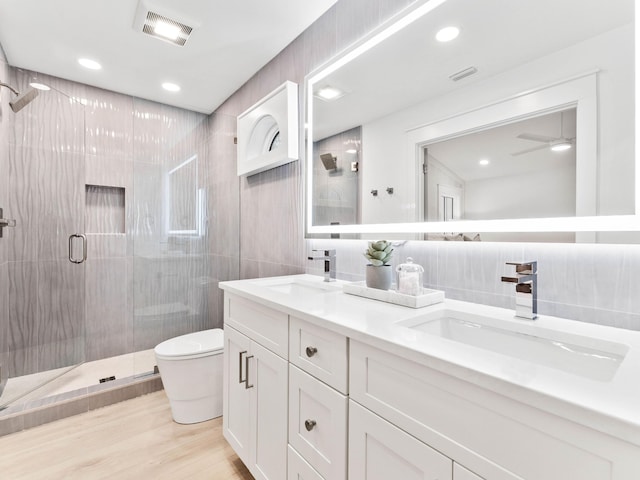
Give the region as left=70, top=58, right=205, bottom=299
left=306, top=0, right=636, bottom=242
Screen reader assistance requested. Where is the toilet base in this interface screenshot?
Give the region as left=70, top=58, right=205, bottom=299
left=169, top=395, right=222, bottom=424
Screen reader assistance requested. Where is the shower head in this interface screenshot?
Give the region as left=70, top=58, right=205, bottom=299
left=320, top=153, right=337, bottom=170
left=0, top=82, right=39, bottom=112
left=9, top=87, right=39, bottom=112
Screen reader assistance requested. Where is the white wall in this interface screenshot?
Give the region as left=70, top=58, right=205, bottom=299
left=360, top=24, right=633, bottom=225
left=464, top=162, right=576, bottom=221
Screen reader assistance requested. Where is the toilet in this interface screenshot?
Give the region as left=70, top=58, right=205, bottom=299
left=154, top=328, right=224, bottom=424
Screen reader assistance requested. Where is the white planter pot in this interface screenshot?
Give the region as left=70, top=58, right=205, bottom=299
left=365, top=264, right=392, bottom=290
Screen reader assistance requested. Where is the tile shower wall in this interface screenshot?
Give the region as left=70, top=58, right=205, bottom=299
left=212, top=0, right=640, bottom=332
left=313, top=127, right=361, bottom=227
left=1, top=64, right=213, bottom=379
left=0, top=46, right=13, bottom=392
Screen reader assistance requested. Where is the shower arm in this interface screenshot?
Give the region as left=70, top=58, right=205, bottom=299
left=0, top=82, right=20, bottom=96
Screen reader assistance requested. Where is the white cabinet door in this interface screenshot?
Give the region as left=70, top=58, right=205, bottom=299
left=288, top=445, right=325, bottom=480
left=251, top=340, right=288, bottom=480
left=223, top=325, right=288, bottom=480
left=454, top=464, right=484, bottom=480
left=289, top=365, right=347, bottom=480
left=349, top=400, right=452, bottom=480
left=223, top=325, right=252, bottom=466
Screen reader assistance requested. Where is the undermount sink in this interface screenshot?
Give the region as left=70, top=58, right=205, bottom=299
left=252, top=276, right=343, bottom=296
left=397, top=309, right=628, bottom=382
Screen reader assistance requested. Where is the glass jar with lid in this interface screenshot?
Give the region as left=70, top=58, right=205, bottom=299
left=395, top=257, right=424, bottom=296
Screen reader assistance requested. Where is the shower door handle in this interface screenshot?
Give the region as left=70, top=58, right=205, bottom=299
left=68, top=234, right=87, bottom=264
left=0, top=207, right=16, bottom=238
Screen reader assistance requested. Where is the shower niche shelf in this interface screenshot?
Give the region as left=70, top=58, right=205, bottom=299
left=237, top=81, right=299, bottom=177
left=85, top=184, right=125, bottom=234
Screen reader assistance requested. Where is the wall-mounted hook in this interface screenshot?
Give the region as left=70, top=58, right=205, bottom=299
left=386, top=187, right=394, bottom=195
left=371, top=189, right=378, bottom=196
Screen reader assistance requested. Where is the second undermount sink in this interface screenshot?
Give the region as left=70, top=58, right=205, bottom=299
left=397, top=309, right=628, bottom=382
left=252, top=276, right=344, bottom=296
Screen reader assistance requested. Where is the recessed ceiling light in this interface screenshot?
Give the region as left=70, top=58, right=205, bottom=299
left=479, top=159, right=490, bottom=166
left=316, top=86, right=344, bottom=101
left=551, top=141, right=572, bottom=152
left=346, top=149, right=357, bottom=154
left=436, top=26, right=460, bottom=43
left=162, top=82, right=181, bottom=92
left=78, top=58, right=102, bottom=70
left=29, top=82, right=50, bottom=91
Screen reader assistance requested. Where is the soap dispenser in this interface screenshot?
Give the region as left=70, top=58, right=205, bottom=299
left=396, top=257, right=424, bottom=296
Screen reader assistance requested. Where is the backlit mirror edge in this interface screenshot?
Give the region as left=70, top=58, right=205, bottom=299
left=304, top=0, right=640, bottom=240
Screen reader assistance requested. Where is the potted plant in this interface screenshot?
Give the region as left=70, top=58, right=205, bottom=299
left=363, top=240, right=393, bottom=290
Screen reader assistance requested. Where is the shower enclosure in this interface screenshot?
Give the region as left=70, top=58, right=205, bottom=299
left=0, top=67, right=215, bottom=414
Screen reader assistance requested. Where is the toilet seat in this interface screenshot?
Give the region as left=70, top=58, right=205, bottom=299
left=154, top=329, right=224, bottom=360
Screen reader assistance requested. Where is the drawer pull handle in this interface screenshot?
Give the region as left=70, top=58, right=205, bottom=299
left=305, top=346, right=318, bottom=357
left=304, top=419, right=317, bottom=431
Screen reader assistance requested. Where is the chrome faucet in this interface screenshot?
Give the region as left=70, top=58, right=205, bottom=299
left=308, top=249, right=336, bottom=282
left=501, top=261, right=537, bottom=320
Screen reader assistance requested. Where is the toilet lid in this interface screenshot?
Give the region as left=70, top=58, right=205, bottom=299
left=154, top=328, right=224, bottom=359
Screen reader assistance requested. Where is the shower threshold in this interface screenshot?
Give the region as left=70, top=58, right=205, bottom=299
left=0, top=350, right=163, bottom=436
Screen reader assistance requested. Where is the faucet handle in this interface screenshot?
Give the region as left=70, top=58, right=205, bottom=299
left=311, top=249, right=336, bottom=257
left=506, top=261, right=537, bottom=274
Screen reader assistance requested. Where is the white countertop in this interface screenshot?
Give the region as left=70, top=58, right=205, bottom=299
left=219, top=274, right=640, bottom=445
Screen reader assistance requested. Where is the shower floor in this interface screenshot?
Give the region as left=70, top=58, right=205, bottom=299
left=0, top=349, right=157, bottom=410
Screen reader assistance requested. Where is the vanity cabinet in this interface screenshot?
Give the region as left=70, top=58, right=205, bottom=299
left=350, top=340, right=640, bottom=480
left=222, top=295, right=288, bottom=480
left=221, top=282, right=640, bottom=480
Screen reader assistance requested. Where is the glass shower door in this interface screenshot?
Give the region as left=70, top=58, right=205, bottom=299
left=0, top=71, right=86, bottom=409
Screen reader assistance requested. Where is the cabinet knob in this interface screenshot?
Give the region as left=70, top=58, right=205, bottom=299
left=304, top=419, right=317, bottom=431
left=305, top=346, right=318, bottom=357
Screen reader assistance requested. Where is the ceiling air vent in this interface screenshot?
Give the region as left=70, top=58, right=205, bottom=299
left=142, top=11, right=193, bottom=46
left=449, top=66, right=478, bottom=82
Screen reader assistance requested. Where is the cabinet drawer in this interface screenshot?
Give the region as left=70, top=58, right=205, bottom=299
left=350, top=341, right=615, bottom=480
left=289, top=365, right=347, bottom=480
left=225, top=293, right=288, bottom=358
left=454, top=463, right=484, bottom=480
left=288, top=445, right=325, bottom=480
left=289, top=316, right=348, bottom=393
left=349, top=400, right=452, bottom=480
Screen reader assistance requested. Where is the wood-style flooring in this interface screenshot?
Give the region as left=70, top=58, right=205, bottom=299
left=0, top=391, right=254, bottom=480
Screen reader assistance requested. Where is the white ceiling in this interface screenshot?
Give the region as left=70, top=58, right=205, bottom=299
left=0, top=0, right=338, bottom=114
left=313, top=0, right=633, bottom=140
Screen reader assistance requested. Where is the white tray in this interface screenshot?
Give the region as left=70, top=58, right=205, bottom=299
left=342, top=282, right=445, bottom=308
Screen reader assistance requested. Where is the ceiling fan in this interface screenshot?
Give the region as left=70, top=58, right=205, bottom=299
left=511, top=111, right=575, bottom=156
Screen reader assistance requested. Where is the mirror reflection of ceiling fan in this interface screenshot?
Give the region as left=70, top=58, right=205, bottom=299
left=511, top=111, right=575, bottom=156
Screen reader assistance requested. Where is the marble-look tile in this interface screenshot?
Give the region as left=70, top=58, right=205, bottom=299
left=9, top=70, right=85, bottom=154
left=85, top=258, right=131, bottom=361
left=0, top=262, right=8, bottom=392
left=7, top=145, right=38, bottom=262
left=302, top=5, right=338, bottom=75
left=336, top=0, right=380, bottom=48
left=85, top=154, right=133, bottom=190
left=240, top=160, right=304, bottom=268
left=36, top=260, right=85, bottom=371
left=85, top=86, right=133, bottom=158
left=7, top=261, right=38, bottom=377
left=36, top=150, right=85, bottom=261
